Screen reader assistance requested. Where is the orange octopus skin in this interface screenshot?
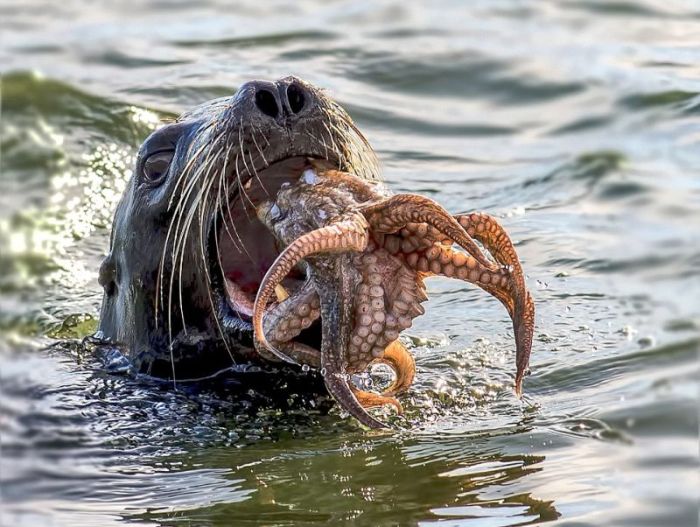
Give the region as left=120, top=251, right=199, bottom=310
left=252, top=165, right=535, bottom=428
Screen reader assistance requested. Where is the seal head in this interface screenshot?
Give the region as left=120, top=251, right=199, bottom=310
left=98, top=77, right=378, bottom=378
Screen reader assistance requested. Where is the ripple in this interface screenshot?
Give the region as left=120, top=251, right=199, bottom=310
left=83, top=49, right=189, bottom=69
left=2, top=71, right=172, bottom=143
left=566, top=0, right=673, bottom=17
left=352, top=53, right=586, bottom=105
left=549, top=115, right=612, bottom=135
left=619, top=90, right=700, bottom=110
left=527, top=337, right=698, bottom=395
left=344, top=103, right=516, bottom=137
left=172, top=29, right=336, bottom=49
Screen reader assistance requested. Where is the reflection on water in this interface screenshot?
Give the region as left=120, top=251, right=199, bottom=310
left=1, top=1, right=699, bottom=526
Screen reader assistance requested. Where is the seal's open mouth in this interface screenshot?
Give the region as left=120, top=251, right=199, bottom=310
left=210, top=156, right=335, bottom=334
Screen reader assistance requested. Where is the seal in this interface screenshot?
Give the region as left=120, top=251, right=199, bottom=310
left=97, top=77, right=379, bottom=380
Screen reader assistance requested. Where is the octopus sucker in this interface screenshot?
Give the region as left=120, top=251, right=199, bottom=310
left=252, top=165, right=535, bottom=428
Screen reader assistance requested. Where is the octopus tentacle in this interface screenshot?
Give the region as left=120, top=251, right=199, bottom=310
left=276, top=341, right=321, bottom=368
left=308, top=160, right=382, bottom=203
left=351, top=386, right=403, bottom=413
left=348, top=250, right=426, bottom=371
left=343, top=250, right=423, bottom=413
left=374, top=339, right=416, bottom=396
left=252, top=214, right=369, bottom=363
left=513, top=291, right=535, bottom=395
left=454, top=213, right=534, bottom=395
left=360, top=194, right=496, bottom=271
left=320, top=282, right=389, bottom=429
left=376, top=223, right=450, bottom=257
left=456, top=213, right=521, bottom=270
left=374, top=210, right=535, bottom=395
left=323, top=369, right=388, bottom=429
left=256, top=280, right=321, bottom=363
left=417, top=244, right=510, bottom=291
left=414, top=242, right=533, bottom=395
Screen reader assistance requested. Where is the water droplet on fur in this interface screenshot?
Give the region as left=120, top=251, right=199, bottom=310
left=269, top=203, right=281, bottom=220
left=302, top=168, right=319, bottom=184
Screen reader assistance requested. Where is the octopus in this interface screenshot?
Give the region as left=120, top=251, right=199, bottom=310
left=252, top=160, right=535, bottom=428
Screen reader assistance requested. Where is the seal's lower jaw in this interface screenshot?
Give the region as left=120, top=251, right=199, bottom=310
left=210, top=156, right=332, bottom=339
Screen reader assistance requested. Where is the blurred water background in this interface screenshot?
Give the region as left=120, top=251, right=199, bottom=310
left=1, top=1, right=699, bottom=525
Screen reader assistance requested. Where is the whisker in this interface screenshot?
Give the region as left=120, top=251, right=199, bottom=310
left=250, top=123, right=269, bottom=167
left=247, top=147, right=268, bottom=198
left=166, top=136, right=224, bottom=342
left=173, top=154, right=218, bottom=335
left=158, top=125, right=219, bottom=387
left=216, top=150, right=244, bottom=254
left=197, top=165, right=236, bottom=365
left=167, top=123, right=216, bottom=210
left=235, top=152, right=256, bottom=216
left=223, top=149, right=255, bottom=264
left=157, top=129, right=218, bottom=328
left=322, top=122, right=344, bottom=169
left=238, top=119, right=266, bottom=201
left=169, top=342, right=177, bottom=389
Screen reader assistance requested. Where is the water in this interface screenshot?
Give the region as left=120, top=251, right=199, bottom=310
left=1, top=1, right=699, bottom=525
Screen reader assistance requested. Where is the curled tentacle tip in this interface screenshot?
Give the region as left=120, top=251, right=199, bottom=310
left=254, top=338, right=298, bottom=365
left=352, top=412, right=389, bottom=430
left=273, top=349, right=299, bottom=365
left=514, top=375, right=528, bottom=398
left=366, top=419, right=390, bottom=430
left=377, top=396, right=403, bottom=414
left=351, top=387, right=403, bottom=415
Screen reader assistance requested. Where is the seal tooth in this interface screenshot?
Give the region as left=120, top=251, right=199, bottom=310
left=275, top=284, right=290, bottom=302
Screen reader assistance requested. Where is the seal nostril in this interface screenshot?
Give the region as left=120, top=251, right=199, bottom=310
left=286, top=83, right=305, bottom=114
left=255, top=89, right=279, bottom=119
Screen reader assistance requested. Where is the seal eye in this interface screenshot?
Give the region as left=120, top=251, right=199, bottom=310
left=142, top=150, right=173, bottom=185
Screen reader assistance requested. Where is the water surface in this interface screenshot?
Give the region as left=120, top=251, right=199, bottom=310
left=1, top=1, right=699, bottom=525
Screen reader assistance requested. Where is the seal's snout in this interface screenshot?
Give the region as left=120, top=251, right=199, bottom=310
left=242, top=77, right=313, bottom=126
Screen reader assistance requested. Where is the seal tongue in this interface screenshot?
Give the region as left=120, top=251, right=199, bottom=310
left=217, top=156, right=321, bottom=322
left=223, top=277, right=255, bottom=318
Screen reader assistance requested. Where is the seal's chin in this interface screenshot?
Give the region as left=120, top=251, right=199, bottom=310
left=210, top=156, right=332, bottom=336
